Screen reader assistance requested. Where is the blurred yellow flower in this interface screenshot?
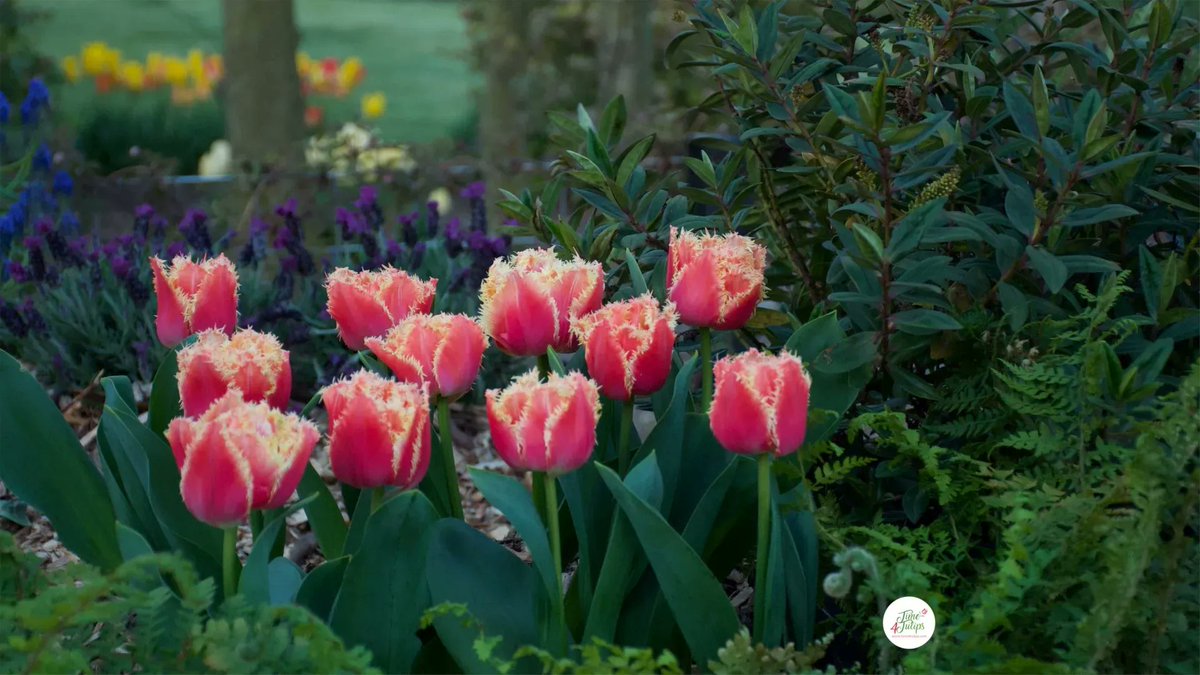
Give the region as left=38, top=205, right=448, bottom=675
left=296, top=52, right=312, bottom=76
left=165, top=57, right=189, bottom=87
left=361, top=92, right=386, bottom=119
left=338, top=57, right=364, bottom=91
left=120, top=61, right=146, bottom=91
left=147, top=52, right=166, bottom=82
left=61, top=56, right=80, bottom=83
left=427, top=188, right=452, bottom=215
left=81, top=41, right=114, bottom=76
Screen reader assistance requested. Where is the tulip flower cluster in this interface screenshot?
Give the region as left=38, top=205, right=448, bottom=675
left=151, top=228, right=807, bottom=632
left=63, top=43, right=370, bottom=108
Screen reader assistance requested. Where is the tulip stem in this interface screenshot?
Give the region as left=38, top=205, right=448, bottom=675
left=543, top=474, right=567, bottom=653
left=537, top=354, right=550, bottom=380
left=371, top=487, right=385, bottom=514
left=532, top=357, right=551, bottom=524
left=222, top=526, right=239, bottom=600
left=618, top=400, right=635, bottom=477
left=249, top=510, right=263, bottom=541
left=437, top=397, right=464, bottom=519
left=700, top=327, right=714, bottom=411
left=754, top=453, right=772, bottom=644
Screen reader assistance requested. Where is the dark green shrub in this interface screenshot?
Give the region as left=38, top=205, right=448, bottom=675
left=0, top=531, right=376, bottom=673
left=499, top=0, right=1199, bottom=670
left=75, top=94, right=225, bottom=175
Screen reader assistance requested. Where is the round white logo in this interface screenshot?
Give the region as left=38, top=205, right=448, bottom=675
left=882, top=596, right=936, bottom=649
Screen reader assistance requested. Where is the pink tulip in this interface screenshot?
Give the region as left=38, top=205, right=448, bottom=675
left=166, top=390, right=318, bottom=527
left=479, top=248, right=603, bottom=356
left=325, top=267, right=437, bottom=351
left=322, top=370, right=431, bottom=489
left=666, top=227, right=767, bottom=330
left=365, top=313, right=487, bottom=401
left=177, top=328, right=292, bottom=417
left=150, top=254, right=239, bottom=347
left=571, top=294, right=677, bottom=401
left=709, top=350, right=811, bottom=457
left=486, top=370, right=601, bottom=475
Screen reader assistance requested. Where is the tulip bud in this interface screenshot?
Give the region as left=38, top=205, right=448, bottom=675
left=322, top=370, right=431, bottom=489
left=365, top=313, right=487, bottom=401
left=177, top=328, right=292, bottom=417
left=325, top=267, right=437, bottom=351
left=709, top=350, right=811, bottom=457
left=666, top=227, right=766, bottom=330
left=150, top=253, right=239, bottom=347
left=486, top=370, right=601, bottom=475
left=571, top=294, right=677, bottom=401
left=479, top=248, right=602, bottom=356
left=166, top=390, right=318, bottom=527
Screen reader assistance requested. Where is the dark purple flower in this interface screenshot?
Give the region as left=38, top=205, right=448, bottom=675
left=410, top=241, right=426, bottom=268
left=460, top=181, right=486, bottom=200
left=21, top=299, right=47, bottom=335
left=444, top=217, right=463, bottom=256
left=0, top=91, right=9, bottom=124
left=109, top=255, right=133, bottom=279
left=239, top=216, right=270, bottom=266
left=385, top=238, right=402, bottom=262
left=5, top=261, right=30, bottom=284
left=502, top=218, right=520, bottom=228
left=275, top=199, right=298, bottom=219
left=491, top=235, right=511, bottom=257
left=178, top=209, right=213, bottom=253
left=467, top=230, right=489, bottom=252
left=0, top=300, right=28, bottom=338
left=24, top=235, right=49, bottom=281
left=426, top=200, right=440, bottom=238
left=165, top=241, right=187, bottom=259
left=27, top=78, right=50, bottom=107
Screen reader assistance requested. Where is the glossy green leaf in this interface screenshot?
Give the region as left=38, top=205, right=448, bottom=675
left=240, top=496, right=314, bottom=604
left=1026, top=245, right=1069, bottom=294
left=296, top=465, right=347, bottom=559
left=625, top=248, right=649, bottom=296
left=296, top=556, right=349, bottom=622
left=427, top=519, right=542, bottom=672
left=330, top=491, right=438, bottom=673
left=582, top=454, right=663, bottom=644
left=0, top=351, right=122, bottom=570
left=597, top=463, right=740, bottom=664
left=147, top=350, right=180, bottom=437
left=891, top=309, right=963, bottom=335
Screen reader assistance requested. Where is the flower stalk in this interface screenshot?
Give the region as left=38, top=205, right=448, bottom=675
left=754, top=452, right=772, bottom=644
left=544, top=474, right=567, bottom=654
left=700, top=327, right=714, bottom=410
left=437, top=397, right=464, bottom=519
left=618, top=400, right=635, bottom=477
left=222, top=526, right=239, bottom=600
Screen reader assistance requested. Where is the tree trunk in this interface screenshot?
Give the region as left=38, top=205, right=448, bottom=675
left=221, top=0, right=305, bottom=168
left=480, top=0, right=534, bottom=231
left=599, top=0, right=654, bottom=134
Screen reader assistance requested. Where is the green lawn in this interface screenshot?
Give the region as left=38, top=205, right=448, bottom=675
left=28, top=0, right=479, bottom=143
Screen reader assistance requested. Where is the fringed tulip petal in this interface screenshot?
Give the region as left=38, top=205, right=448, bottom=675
left=479, top=248, right=603, bottom=356
left=177, top=329, right=291, bottom=417
left=151, top=256, right=188, bottom=347
left=179, top=421, right=253, bottom=527
left=485, top=370, right=600, bottom=476
left=666, top=228, right=766, bottom=330
left=369, top=314, right=487, bottom=400
left=167, top=390, right=318, bottom=525
left=326, top=267, right=437, bottom=351
left=322, top=370, right=431, bottom=489
left=150, top=254, right=240, bottom=347
left=572, top=295, right=677, bottom=401
left=709, top=350, right=811, bottom=457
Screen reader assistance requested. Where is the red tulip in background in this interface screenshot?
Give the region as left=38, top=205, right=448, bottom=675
left=150, top=253, right=239, bottom=347
left=479, top=248, right=602, bottom=356
left=166, top=390, right=319, bottom=527
left=666, top=227, right=767, bottom=330
left=710, top=349, right=812, bottom=456
left=325, top=267, right=437, bottom=351
left=365, top=313, right=487, bottom=401
left=177, top=328, right=292, bottom=417
left=571, top=294, right=677, bottom=401
left=486, top=370, right=601, bottom=475
left=322, top=370, right=431, bottom=489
